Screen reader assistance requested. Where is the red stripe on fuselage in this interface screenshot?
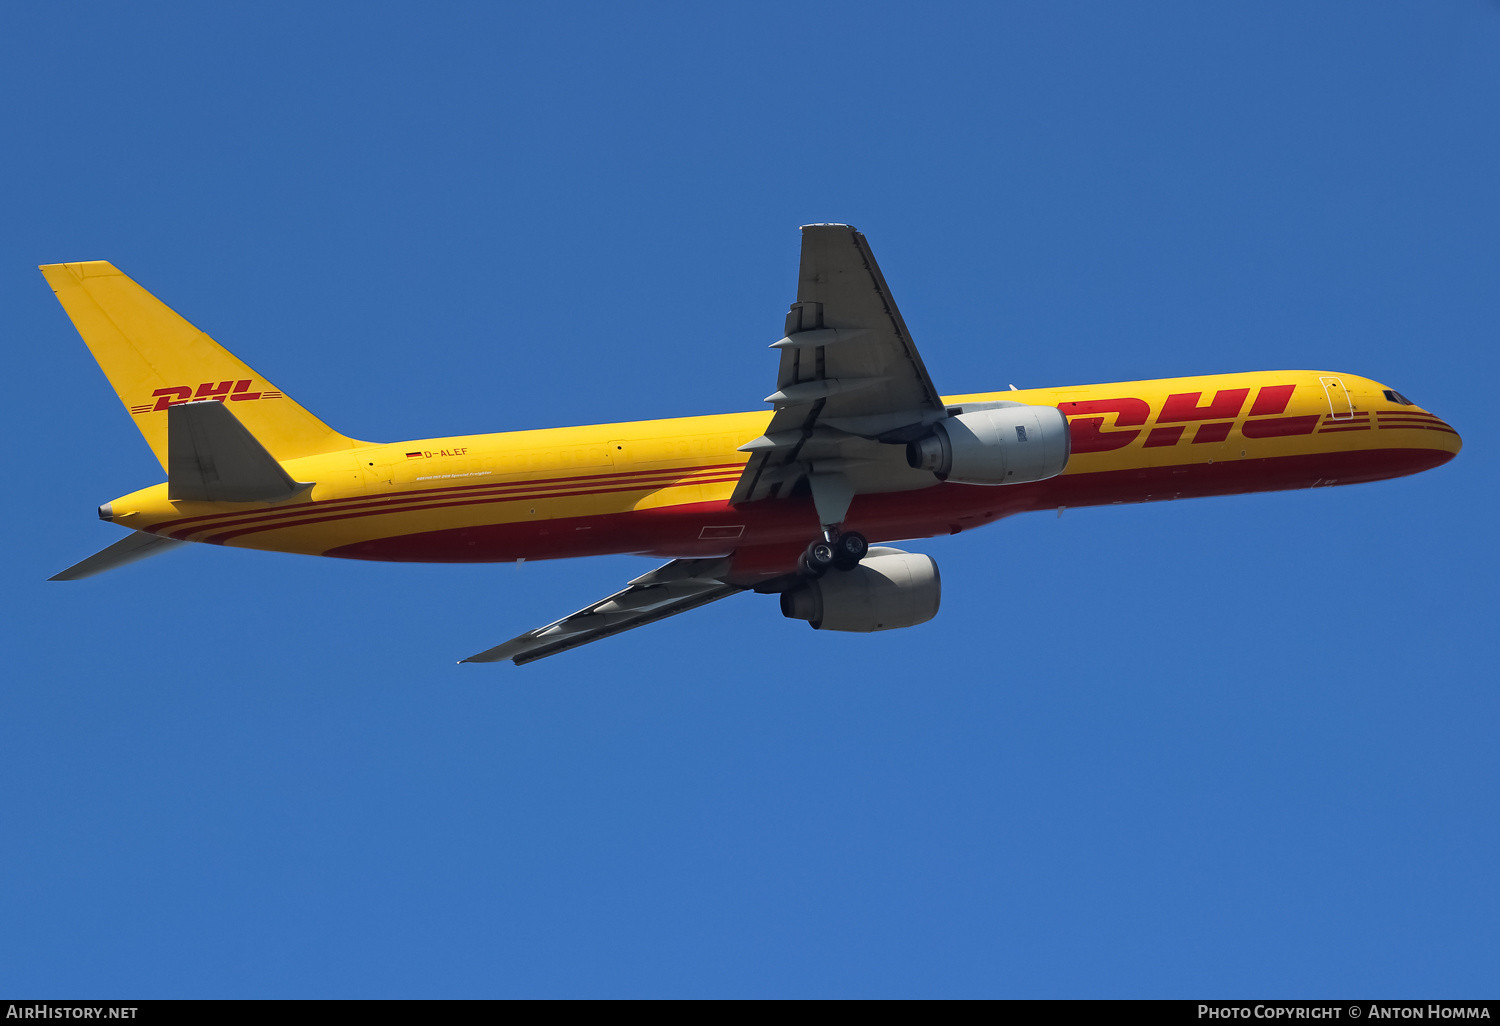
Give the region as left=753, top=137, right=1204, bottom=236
left=151, top=462, right=746, bottom=539
left=1376, top=424, right=1459, bottom=435
left=322, top=446, right=1456, bottom=567
left=202, top=473, right=746, bottom=545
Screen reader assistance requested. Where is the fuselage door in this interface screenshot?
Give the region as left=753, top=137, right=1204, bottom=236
left=1320, top=376, right=1354, bottom=420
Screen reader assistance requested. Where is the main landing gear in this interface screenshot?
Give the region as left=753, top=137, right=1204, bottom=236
left=800, top=529, right=868, bottom=577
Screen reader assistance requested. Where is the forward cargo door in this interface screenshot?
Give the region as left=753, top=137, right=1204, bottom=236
left=1320, top=376, right=1354, bottom=420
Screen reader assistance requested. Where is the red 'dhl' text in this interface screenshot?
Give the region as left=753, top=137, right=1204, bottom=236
left=128, top=380, right=285, bottom=415
left=1060, top=383, right=1319, bottom=453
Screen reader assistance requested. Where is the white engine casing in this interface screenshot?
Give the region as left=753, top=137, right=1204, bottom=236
left=780, top=549, right=941, bottom=632
left=907, top=405, right=1070, bottom=485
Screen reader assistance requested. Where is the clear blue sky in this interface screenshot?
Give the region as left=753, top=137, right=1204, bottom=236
left=2, top=1, right=1496, bottom=998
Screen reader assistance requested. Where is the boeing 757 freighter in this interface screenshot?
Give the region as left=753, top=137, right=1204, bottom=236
left=43, top=225, right=1461, bottom=663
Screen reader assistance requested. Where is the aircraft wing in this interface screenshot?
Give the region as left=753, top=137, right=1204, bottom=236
left=730, top=224, right=948, bottom=521
left=461, top=557, right=745, bottom=666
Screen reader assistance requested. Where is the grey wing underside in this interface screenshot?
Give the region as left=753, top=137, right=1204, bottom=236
left=461, top=558, right=746, bottom=666
left=729, top=224, right=948, bottom=519
left=467, top=224, right=947, bottom=666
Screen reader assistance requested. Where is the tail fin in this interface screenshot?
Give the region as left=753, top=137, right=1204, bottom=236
left=40, top=261, right=364, bottom=470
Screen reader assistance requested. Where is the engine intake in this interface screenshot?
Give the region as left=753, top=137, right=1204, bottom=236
left=780, top=549, right=941, bottom=632
left=906, top=405, right=1070, bottom=485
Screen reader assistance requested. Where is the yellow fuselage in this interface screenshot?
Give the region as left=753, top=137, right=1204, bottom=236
left=103, top=369, right=1459, bottom=576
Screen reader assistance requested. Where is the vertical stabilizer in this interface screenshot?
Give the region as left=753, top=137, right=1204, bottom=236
left=40, top=261, right=364, bottom=470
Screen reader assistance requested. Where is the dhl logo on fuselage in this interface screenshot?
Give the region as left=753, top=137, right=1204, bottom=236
left=1055, top=383, right=1447, bottom=452
left=127, top=380, right=285, bottom=415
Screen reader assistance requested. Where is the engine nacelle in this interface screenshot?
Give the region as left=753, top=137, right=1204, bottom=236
left=780, top=549, right=941, bottom=632
left=906, top=404, right=1070, bottom=485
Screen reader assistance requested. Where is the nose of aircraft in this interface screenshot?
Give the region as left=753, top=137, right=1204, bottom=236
left=1376, top=402, right=1461, bottom=464
left=1437, top=416, right=1462, bottom=458
left=1440, top=415, right=1462, bottom=454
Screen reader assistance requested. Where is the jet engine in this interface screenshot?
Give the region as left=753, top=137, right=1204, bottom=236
left=780, top=548, right=941, bottom=632
left=906, top=404, right=1070, bottom=485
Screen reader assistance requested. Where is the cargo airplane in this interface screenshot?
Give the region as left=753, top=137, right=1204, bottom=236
left=43, top=225, right=1461, bottom=664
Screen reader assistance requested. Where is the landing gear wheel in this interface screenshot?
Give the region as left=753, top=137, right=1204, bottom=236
left=827, top=532, right=867, bottom=572
left=801, top=539, right=837, bottom=577
left=836, top=532, right=868, bottom=562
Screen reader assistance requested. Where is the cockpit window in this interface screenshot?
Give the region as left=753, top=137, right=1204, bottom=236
left=1383, top=389, right=1415, bottom=406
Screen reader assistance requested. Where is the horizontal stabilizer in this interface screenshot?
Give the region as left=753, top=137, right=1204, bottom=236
left=49, top=530, right=184, bottom=581
left=168, top=400, right=311, bottom=503
left=462, top=557, right=744, bottom=665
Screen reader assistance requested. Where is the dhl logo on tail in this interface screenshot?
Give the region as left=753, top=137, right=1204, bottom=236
left=129, top=380, right=285, bottom=415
